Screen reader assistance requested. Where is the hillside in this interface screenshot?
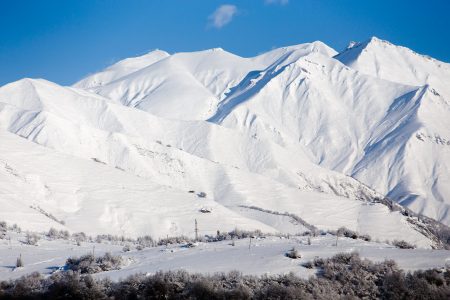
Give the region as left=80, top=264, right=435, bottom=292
left=0, top=38, right=449, bottom=248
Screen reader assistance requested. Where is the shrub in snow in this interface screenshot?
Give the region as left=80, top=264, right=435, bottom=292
left=66, top=254, right=97, bottom=274
left=360, top=234, right=372, bottom=242
left=47, top=228, right=70, bottom=240
left=392, top=239, right=415, bottom=249
left=285, top=247, right=301, bottom=259
left=60, top=230, right=70, bottom=240
left=137, top=235, right=154, bottom=248
left=65, top=252, right=123, bottom=274
left=184, top=242, right=197, bottom=248
left=228, top=228, right=263, bottom=240
left=94, top=234, right=133, bottom=245
left=72, top=232, right=87, bottom=244
left=10, top=223, right=21, bottom=233
left=122, top=245, right=131, bottom=252
left=329, top=227, right=373, bottom=243
left=16, top=255, right=24, bottom=268
left=46, top=271, right=106, bottom=299
left=0, top=221, right=6, bottom=239
left=157, top=235, right=191, bottom=246
left=337, top=227, right=358, bottom=239
left=47, top=228, right=58, bottom=239
left=381, top=270, right=409, bottom=299
left=25, top=232, right=40, bottom=246
left=96, top=252, right=123, bottom=272
left=254, top=279, right=309, bottom=300
left=2, top=272, right=45, bottom=298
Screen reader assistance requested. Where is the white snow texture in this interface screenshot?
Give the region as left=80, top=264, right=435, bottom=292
left=1, top=37, right=449, bottom=248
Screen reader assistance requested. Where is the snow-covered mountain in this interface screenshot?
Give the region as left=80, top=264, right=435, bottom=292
left=0, top=37, right=449, bottom=248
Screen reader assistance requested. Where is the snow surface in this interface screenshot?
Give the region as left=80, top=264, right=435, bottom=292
left=0, top=38, right=449, bottom=253
left=72, top=38, right=450, bottom=225
left=1, top=233, right=449, bottom=282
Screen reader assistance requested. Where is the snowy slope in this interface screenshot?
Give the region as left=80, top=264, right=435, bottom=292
left=0, top=78, right=435, bottom=247
left=0, top=38, right=449, bottom=248
left=335, top=37, right=450, bottom=97
left=0, top=130, right=277, bottom=238
left=205, top=43, right=450, bottom=225
left=334, top=38, right=450, bottom=222
left=0, top=78, right=378, bottom=202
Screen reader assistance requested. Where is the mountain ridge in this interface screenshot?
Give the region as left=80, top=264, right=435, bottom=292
left=1, top=37, right=449, bottom=248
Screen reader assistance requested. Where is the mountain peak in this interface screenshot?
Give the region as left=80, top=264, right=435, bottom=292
left=335, top=36, right=450, bottom=91
left=209, top=47, right=224, bottom=52
left=341, top=36, right=391, bottom=53
left=365, top=36, right=395, bottom=48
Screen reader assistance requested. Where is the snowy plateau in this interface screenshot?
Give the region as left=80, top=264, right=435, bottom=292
left=1, top=37, right=450, bottom=283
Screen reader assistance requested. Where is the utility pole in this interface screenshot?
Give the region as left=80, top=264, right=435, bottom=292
left=249, top=236, right=252, bottom=251
left=195, top=219, right=198, bottom=242
left=92, top=245, right=95, bottom=258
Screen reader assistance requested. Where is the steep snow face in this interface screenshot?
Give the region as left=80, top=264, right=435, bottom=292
left=335, top=37, right=450, bottom=99
left=210, top=52, right=411, bottom=171
left=333, top=37, right=450, bottom=223
left=209, top=47, right=450, bottom=225
left=351, top=86, right=450, bottom=223
left=210, top=52, right=414, bottom=156
left=202, top=40, right=449, bottom=225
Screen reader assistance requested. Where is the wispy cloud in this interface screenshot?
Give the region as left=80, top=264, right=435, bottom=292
left=265, top=0, right=289, bottom=5
left=208, top=4, right=238, bottom=29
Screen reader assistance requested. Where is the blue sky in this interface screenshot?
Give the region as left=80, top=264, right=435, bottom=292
left=1, top=0, right=449, bottom=86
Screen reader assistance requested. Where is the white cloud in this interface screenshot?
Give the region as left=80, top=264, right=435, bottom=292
left=208, top=4, right=238, bottom=29
left=265, top=0, right=289, bottom=5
